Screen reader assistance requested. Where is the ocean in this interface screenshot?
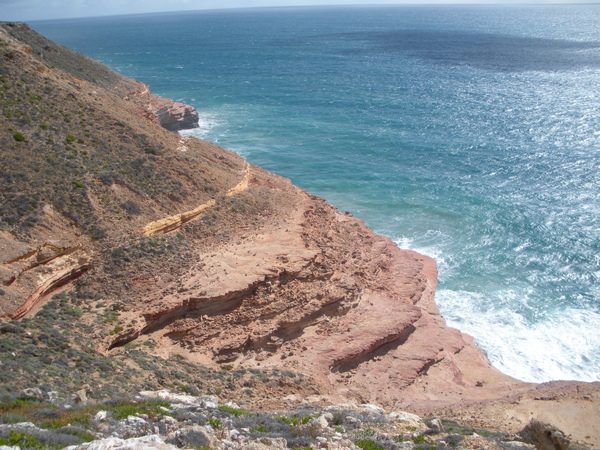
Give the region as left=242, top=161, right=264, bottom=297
left=32, top=4, right=600, bottom=383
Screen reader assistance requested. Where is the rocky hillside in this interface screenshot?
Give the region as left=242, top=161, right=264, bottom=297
left=2, top=388, right=583, bottom=450
left=0, top=22, right=598, bottom=449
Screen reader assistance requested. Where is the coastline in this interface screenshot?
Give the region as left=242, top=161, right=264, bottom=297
left=0, top=20, right=599, bottom=448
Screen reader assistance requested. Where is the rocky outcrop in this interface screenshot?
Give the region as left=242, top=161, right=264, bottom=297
left=519, top=420, right=571, bottom=450
left=152, top=98, right=200, bottom=132
left=141, top=163, right=249, bottom=236
left=133, top=88, right=200, bottom=131
left=0, top=390, right=564, bottom=450
left=123, top=83, right=200, bottom=131
left=104, top=163, right=525, bottom=415
left=0, top=231, right=91, bottom=319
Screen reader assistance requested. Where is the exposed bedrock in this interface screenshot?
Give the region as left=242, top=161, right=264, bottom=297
left=105, top=166, right=525, bottom=412
left=128, top=86, right=201, bottom=131
left=0, top=230, right=91, bottom=319
left=153, top=100, right=200, bottom=131
left=123, top=83, right=200, bottom=131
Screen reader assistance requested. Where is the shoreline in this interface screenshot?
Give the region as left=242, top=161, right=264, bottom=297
left=1, top=20, right=599, bottom=447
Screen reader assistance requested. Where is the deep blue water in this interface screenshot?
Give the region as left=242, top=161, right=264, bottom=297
left=32, top=5, right=600, bottom=383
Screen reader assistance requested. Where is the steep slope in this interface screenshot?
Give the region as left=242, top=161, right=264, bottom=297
left=0, top=21, right=199, bottom=131
left=0, top=23, right=598, bottom=447
left=0, top=22, right=242, bottom=318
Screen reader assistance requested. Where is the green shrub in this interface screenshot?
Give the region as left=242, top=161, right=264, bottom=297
left=0, top=426, right=88, bottom=448
left=276, top=414, right=314, bottom=426
left=108, top=403, right=138, bottom=419
left=1, top=412, right=29, bottom=424
left=107, top=399, right=170, bottom=420
left=357, top=428, right=375, bottom=437
left=331, top=411, right=344, bottom=425
left=39, top=408, right=93, bottom=429
left=412, top=434, right=433, bottom=445
left=55, top=426, right=95, bottom=443
left=355, top=439, right=385, bottom=450
left=0, top=395, right=38, bottom=412
left=13, top=132, right=25, bottom=142
left=0, top=430, right=42, bottom=448
left=218, top=405, right=251, bottom=417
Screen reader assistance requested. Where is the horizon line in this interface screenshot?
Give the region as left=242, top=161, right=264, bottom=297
left=13, top=2, right=600, bottom=23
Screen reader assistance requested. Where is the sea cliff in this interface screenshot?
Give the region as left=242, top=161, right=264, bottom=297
left=0, top=22, right=598, bottom=448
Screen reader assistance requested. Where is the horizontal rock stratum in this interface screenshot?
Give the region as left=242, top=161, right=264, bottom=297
left=0, top=22, right=598, bottom=448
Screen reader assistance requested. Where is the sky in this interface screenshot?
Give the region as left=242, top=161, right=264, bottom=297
left=1, top=0, right=597, bottom=21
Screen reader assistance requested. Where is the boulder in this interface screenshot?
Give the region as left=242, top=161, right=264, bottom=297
left=138, top=390, right=201, bottom=406
left=428, top=418, right=444, bottom=434
left=167, top=425, right=211, bottom=448
left=66, top=434, right=178, bottom=450
left=389, top=411, right=425, bottom=428
left=519, top=419, right=571, bottom=450
left=20, top=388, right=43, bottom=400
left=153, top=102, right=199, bottom=132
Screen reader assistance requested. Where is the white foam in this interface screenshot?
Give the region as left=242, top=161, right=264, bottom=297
left=393, top=233, right=600, bottom=382
left=436, top=288, right=600, bottom=382
left=393, top=232, right=454, bottom=283
left=179, top=113, right=220, bottom=139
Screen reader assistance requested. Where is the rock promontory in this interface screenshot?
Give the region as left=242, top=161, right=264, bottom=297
left=147, top=96, right=200, bottom=131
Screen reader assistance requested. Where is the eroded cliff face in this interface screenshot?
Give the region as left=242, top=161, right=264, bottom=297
left=0, top=20, right=518, bottom=408
left=1, top=23, right=598, bottom=447
left=97, top=162, right=524, bottom=413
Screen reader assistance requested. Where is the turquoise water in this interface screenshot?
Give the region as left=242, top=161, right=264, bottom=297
left=33, top=5, right=600, bottom=383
